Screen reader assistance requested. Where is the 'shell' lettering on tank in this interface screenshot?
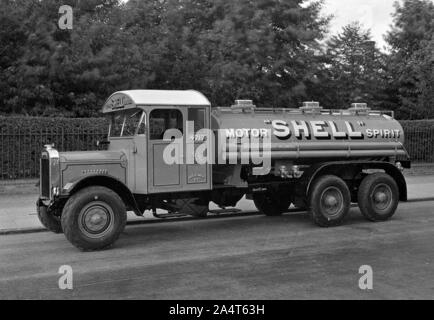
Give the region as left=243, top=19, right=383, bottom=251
left=265, top=120, right=401, bottom=140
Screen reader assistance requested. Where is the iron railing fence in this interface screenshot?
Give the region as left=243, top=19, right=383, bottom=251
left=404, top=128, right=434, bottom=163
left=0, top=128, right=107, bottom=180
left=0, top=127, right=433, bottom=180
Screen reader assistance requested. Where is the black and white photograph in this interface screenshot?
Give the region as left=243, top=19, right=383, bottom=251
left=0, top=0, right=433, bottom=304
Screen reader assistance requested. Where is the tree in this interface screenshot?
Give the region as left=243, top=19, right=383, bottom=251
left=0, top=0, right=154, bottom=117
left=195, top=0, right=331, bottom=108
left=124, top=0, right=330, bottom=108
left=0, top=0, right=330, bottom=116
left=322, top=22, right=387, bottom=109
left=385, top=0, right=434, bottom=119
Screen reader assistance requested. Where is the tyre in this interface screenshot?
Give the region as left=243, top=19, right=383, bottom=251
left=253, top=192, right=291, bottom=216
left=309, top=175, right=351, bottom=227
left=61, top=186, right=127, bottom=251
left=37, top=201, right=62, bottom=234
left=357, top=173, right=399, bottom=222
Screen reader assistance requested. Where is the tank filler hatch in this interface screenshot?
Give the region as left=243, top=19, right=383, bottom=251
left=230, top=100, right=256, bottom=112
left=348, top=102, right=371, bottom=115
left=300, top=101, right=322, bottom=114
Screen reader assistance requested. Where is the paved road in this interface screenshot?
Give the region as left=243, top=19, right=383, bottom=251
left=1, top=200, right=434, bottom=300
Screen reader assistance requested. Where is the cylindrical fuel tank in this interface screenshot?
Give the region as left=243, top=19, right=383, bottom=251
left=211, top=104, right=407, bottom=160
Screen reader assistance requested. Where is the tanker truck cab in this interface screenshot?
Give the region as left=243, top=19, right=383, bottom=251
left=103, top=90, right=212, bottom=195
left=37, top=90, right=411, bottom=251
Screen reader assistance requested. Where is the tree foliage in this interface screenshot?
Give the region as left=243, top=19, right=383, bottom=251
left=322, top=22, right=387, bottom=109
left=0, top=0, right=432, bottom=119
left=385, top=0, right=434, bottom=119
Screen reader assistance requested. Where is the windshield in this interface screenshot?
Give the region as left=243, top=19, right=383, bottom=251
left=109, top=109, right=145, bottom=137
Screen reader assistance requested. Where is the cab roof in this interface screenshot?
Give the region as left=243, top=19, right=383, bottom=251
left=102, top=90, right=211, bottom=113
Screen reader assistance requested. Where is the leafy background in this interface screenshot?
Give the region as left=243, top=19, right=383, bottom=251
left=0, top=0, right=433, bottom=119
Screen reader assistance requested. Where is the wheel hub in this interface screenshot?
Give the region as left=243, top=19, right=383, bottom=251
left=78, top=201, right=114, bottom=238
left=86, top=208, right=107, bottom=230
left=325, top=195, right=338, bottom=207
left=374, top=192, right=387, bottom=203
left=372, top=184, right=392, bottom=211
left=321, top=187, right=344, bottom=218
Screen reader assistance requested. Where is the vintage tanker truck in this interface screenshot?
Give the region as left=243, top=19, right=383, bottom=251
left=37, top=90, right=411, bottom=250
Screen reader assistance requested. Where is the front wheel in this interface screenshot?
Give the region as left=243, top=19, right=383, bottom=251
left=358, top=173, right=399, bottom=222
left=309, top=175, right=351, bottom=227
left=61, top=186, right=127, bottom=251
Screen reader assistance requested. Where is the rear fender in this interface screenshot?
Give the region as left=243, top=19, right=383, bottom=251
left=299, top=161, right=407, bottom=202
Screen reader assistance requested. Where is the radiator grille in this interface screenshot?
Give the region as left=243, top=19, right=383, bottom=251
left=40, top=158, right=50, bottom=198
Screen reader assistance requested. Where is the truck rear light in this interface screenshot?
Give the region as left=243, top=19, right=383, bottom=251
left=395, top=162, right=404, bottom=172
left=279, top=165, right=290, bottom=178
left=291, top=165, right=302, bottom=178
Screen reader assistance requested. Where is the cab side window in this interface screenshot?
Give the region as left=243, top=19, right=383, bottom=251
left=149, top=109, right=183, bottom=140
left=188, top=108, right=206, bottom=132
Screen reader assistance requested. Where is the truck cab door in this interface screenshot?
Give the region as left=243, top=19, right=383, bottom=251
left=132, top=111, right=147, bottom=194
left=147, top=106, right=212, bottom=194
left=147, top=107, right=184, bottom=193
left=182, top=106, right=212, bottom=191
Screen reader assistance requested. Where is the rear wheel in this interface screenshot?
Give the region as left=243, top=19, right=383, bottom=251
left=61, top=186, right=127, bottom=251
left=309, top=175, right=351, bottom=227
left=358, top=173, right=399, bottom=222
left=253, top=192, right=291, bottom=216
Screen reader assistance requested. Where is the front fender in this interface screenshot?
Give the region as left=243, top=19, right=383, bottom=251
left=62, top=174, right=142, bottom=216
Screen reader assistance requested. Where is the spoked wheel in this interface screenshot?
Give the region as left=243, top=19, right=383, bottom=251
left=253, top=192, right=291, bottom=216
left=61, top=186, right=127, bottom=251
left=358, top=173, right=399, bottom=222
left=309, top=175, right=351, bottom=227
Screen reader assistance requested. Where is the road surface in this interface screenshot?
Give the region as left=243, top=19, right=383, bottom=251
left=1, top=200, right=433, bottom=299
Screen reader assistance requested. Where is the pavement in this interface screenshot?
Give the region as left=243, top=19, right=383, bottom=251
left=1, top=199, right=434, bottom=299
left=0, top=174, right=433, bottom=234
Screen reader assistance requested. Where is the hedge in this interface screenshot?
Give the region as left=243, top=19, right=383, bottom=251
left=0, top=117, right=109, bottom=179
left=399, top=120, right=434, bottom=130
left=0, top=116, right=108, bottom=132
left=399, top=120, right=434, bottom=163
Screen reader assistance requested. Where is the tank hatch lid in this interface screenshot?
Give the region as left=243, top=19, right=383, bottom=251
left=230, top=100, right=256, bottom=112
left=348, top=102, right=371, bottom=115
left=300, top=101, right=322, bottom=114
